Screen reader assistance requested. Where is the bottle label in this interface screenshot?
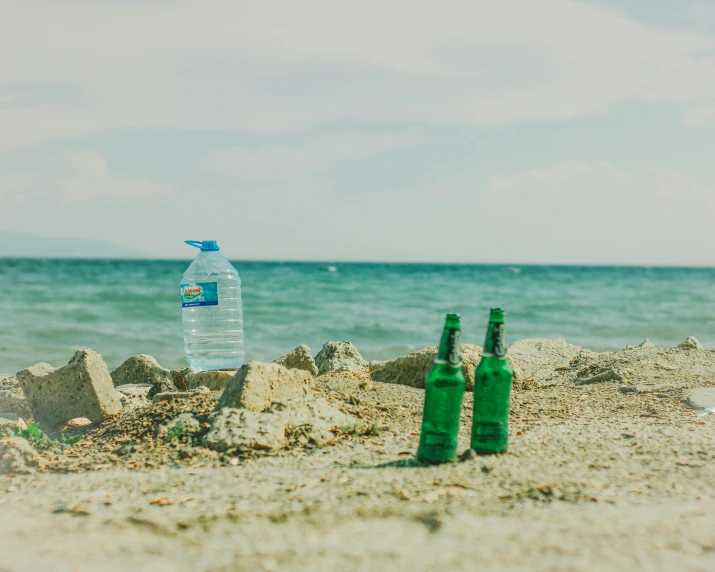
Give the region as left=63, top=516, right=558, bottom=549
left=472, top=422, right=507, bottom=442
left=483, top=323, right=507, bottom=359
left=433, top=377, right=461, bottom=388
left=181, top=282, right=218, bottom=308
left=424, top=431, right=454, bottom=449
left=435, top=328, right=462, bottom=366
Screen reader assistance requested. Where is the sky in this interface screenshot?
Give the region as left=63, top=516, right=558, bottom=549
left=1, top=0, right=715, bottom=264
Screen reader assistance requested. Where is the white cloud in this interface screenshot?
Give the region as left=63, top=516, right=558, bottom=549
left=683, top=100, right=715, bottom=126
left=486, top=161, right=625, bottom=194
left=484, top=161, right=709, bottom=201
left=0, top=150, right=169, bottom=203
left=1, top=0, right=715, bottom=150
left=196, top=132, right=424, bottom=179
left=473, top=161, right=715, bottom=264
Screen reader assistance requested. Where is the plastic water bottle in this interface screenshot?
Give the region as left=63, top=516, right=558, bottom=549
left=181, top=240, right=244, bottom=370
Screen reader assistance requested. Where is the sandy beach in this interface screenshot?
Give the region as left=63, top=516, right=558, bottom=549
left=2, top=339, right=715, bottom=571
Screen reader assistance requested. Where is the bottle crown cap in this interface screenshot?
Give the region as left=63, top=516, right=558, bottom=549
left=490, top=308, right=505, bottom=323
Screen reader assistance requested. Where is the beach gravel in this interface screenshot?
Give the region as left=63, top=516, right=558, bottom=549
left=16, top=349, right=122, bottom=430
left=156, top=413, right=202, bottom=440
left=315, top=341, right=368, bottom=375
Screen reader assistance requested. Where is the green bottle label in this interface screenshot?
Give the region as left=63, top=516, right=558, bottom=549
left=423, top=431, right=454, bottom=448
left=434, top=377, right=462, bottom=388
left=472, top=422, right=507, bottom=443
left=435, top=329, right=462, bottom=366
left=483, top=322, right=507, bottom=359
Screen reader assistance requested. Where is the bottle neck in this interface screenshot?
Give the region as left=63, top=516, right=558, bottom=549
left=483, top=321, right=508, bottom=359
left=435, top=325, right=462, bottom=367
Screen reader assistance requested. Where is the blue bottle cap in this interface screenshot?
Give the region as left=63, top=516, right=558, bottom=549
left=185, top=240, right=220, bottom=251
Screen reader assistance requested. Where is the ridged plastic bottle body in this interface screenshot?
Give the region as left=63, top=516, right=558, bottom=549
left=181, top=251, right=244, bottom=371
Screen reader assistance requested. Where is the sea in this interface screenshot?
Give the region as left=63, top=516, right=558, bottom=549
left=1, top=259, right=714, bottom=375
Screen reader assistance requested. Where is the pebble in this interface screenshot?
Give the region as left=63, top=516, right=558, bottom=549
left=687, top=387, right=715, bottom=410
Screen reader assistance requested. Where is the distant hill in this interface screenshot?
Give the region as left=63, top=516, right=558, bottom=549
left=0, top=231, right=141, bottom=258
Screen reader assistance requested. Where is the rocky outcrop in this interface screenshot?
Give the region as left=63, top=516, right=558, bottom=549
left=111, top=355, right=177, bottom=398
left=218, top=362, right=312, bottom=412
left=369, top=345, right=483, bottom=391
left=274, top=345, right=319, bottom=377
left=315, top=341, right=367, bottom=375
left=204, top=397, right=356, bottom=452
left=0, top=437, right=45, bottom=474
left=0, top=374, right=31, bottom=419
left=16, top=349, right=122, bottom=430
left=678, top=336, right=704, bottom=350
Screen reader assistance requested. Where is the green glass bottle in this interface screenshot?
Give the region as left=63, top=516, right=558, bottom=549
left=417, top=313, right=466, bottom=464
left=471, top=308, right=513, bottom=454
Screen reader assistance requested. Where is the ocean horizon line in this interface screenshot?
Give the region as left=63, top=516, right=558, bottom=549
left=1, top=256, right=715, bottom=270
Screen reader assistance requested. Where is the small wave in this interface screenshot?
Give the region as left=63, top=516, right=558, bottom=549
left=509, top=267, right=522, bottom=275
left=327, top=266, right=337, bottom=273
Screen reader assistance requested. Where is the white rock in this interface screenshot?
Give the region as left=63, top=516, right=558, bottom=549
left=16, top=349, right=122, bottom=430
left=111, top=355, right=176, bottom=398
left=678, top=336, right=703, bottom=350
left=185, top=370, right=234, bottom=391
left=217, top=362, right=312, bottom=412
left=315, top=341, right=367, bottom=375
left=274, top=345, right=319, bottom=377
left=0, top=374, right=31, bottom=419
left=204, top=397, right=357, bottom=452
left=687, top=387, right=715, bottom=410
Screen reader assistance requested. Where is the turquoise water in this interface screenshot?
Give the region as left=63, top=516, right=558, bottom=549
left=1, top=259, right=714, bottom=375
